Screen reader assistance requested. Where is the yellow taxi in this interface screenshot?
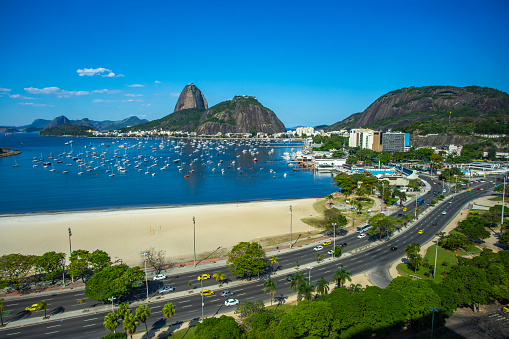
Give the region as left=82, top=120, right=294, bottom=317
left=25, top=303, right=38, bottom=311
left=503, top=304, right=509, bottom=313
left=418, top=230, right=424, bottom=235
left=322, top=240, right=331, bottom=246
left=197, top=274, right=211, bottom=281
left=467, top=188, right=472, bottom=191
left=200, top=289, right=214, bottom=296
left=403, top=207, right=407, bottom=212
left=480, top=188, right=484, bottom=191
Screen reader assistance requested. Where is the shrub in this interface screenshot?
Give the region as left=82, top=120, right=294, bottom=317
left=442, top=261, right=448, bottom=267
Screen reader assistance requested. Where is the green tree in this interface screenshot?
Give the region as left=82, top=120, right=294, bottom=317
left=315, top=252, right=322, bottom=262
left=135, top=304, right=151, bottom=336
left=298, top=280, right=315, bottom=301
left=276, top=300, right=333, bottom=338
left=0, top=254, right=36, bottom=290
left=368, top=214, right=396, bottom=240
left=36, top=300, right=48, bottom=319
left=443, top=265, right=490, bottom=312
left=85, top=265, right=144, bottom=301
left=408, top=253, right=423, bottom=273
left=35, top=251, right=66, bottom=284
left=212, top=270, right=226, bottom=285
left=117, top=303, right=130, bottom=320
left=263, top=276, right=278, bottom=306
left=289, top=272, right=305, bottom=293
left=234, top=300, right=265, bottom=320
left=69, top=249, right=91, bottom=282
left=333, top=173, right=356, bottom=193
left=104, top=312, right=119, bottom=333
left=333, top=245, right=342, bottom=257
left=195, top=315, right=245, bottom=338
left=122, top=311, right=138, bottom=339
left=332, top=265, right=352, bottom=288
left=405, top=242, right=421, bottom=258
left=0, top=298, right=4, bottom=327
left=227, top=241, right=266, bottom=280
left=162, top=302, right=176, bottom=337
left=315, top=277, right=330, bottom=297
left=89, top=249, right=111, bottom=272
left=77, top=298, right=87, bottom=312
left=346, top=155, right=358, bottom=165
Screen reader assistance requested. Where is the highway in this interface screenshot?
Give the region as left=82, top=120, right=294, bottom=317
left=0, top=175, right=501, bottom=338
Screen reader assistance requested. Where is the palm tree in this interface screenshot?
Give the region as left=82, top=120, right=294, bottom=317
left=123, top=312, right=139, bottom=339
left=315, top=277, right=329, bottom=297
left=332, top=265, right=352, bottom=288
left=269, top=256, right=279, bottom=273
left=117, top=302, right=130, bottom=320
left=77, top=298, right=87, bottom=313
left=290, top=272, right=305, bottom=293
left=0, top=298, right=4, bottom=327
left=298, top=280, right=315, bottom=301
left=36, top=300, right=48, bottom=319
left=315, top=252, right=323, bottom=262
left=135, top=304, right=151, bottom=337
left=348, top=283, right=364, bottom=293
left=408, top=253, right=423, bottom=273
left=103, top=312, right=119, bottom=333
left=188, top=280, right=193, bottom=292
left=263, top=276, right=278, bottom=307
left=163, top=302, right=176, bottom=338
left=212, top=271, right=226, bottom=286
left=405, top=242, right=421, bottom=258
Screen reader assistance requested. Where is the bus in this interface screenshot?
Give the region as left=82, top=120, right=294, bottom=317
left=416, top=198, right=424, bottom=206
left=356, top=224, right=372, bottom=233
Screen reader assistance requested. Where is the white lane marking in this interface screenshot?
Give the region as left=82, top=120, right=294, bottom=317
left=46, top=325, right=61, bottom=328
left=182, top=305, right=192, bottom=308
left=84, top=317, right=98, bottom=322
left=7, top=303, right=18, bottom=306
left=45, top=331, right=60, bottom=335
left=7, top=332, right=21, bottom=336
left=83, top=324, right=96, bottom=327
left=179, top=299, right=190, bottom=303
left=237, top=293, right=246, bottom=296
left=152, top=310, right=162, bottom=314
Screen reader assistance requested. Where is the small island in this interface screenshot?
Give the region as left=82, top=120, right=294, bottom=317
left=0, top=147, right=21, bottom=158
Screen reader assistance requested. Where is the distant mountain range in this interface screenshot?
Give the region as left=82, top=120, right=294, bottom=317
left=0, top=116, right=148, bottom=133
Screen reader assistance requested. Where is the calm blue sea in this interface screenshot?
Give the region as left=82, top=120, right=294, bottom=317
left=0, top=133, right=336, bottom=214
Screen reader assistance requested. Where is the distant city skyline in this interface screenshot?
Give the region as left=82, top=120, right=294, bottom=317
left=1, top=0, right=508, bottom=127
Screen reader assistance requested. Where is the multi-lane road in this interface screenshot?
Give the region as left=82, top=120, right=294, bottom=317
left=0, top=175, right=501, bottom=338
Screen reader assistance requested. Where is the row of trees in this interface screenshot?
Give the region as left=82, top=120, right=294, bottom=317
left=0, top=249, right=111, bottom=291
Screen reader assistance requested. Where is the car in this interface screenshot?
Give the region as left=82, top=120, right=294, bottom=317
left=197, top=274, right=211, bottom=281
left=402, top=207, right=407, bottom=212
left=390, top=246, right=397, bottom=251
left=436, top=186, right=439, bottom=188
left=397, top=213, right=403, bottom=217
left=322, top=240, right=331, bottom=246
left=200, top=289, right=214, bottom=296
left=339, top=242, right=347, bottom=247
left=467, top=188, right=472, bottom=192
left=503, top=304, right=509, bottom=313
left=480, top=188, right=484, bottom=191
left=432, top=222, right=437, bottom=226
left=443, top=189, right=446, bottom=193
left=221, top=290, right=235, bottom=297
left=313, top=245, right=324, bottom=251
left=25, top=303, right=38, bottom=311
left=225, top=298, right=239, bottom=306
left=158, top=286, right=175, bottom=294
left=153, top=274, right=167, bottom=281
left=433, top=182, right=436, bottom=185
left=448, top=201, right=452, bottom=204
left=427, top=202, right=430, bottom=206
left=418, top=230, right=424, bottom=234
left=357, top=233, right=366, bottom=239
left=477, top=187, right=480, bottom=190
left=327, top=249, right=334, bottom=255
left=442, top=211, right=447, bottom=215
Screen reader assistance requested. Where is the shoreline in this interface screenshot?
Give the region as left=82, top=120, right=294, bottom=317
left=0, top=197, right=323, bottom=267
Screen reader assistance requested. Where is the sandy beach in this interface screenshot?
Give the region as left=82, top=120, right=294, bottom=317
left=0, top=198, right=320, bottom=267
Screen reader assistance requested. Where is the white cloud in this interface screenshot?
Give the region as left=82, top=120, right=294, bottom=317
left=124, top=93, right=143, bottom=97
left=24, top=87, right=89, bottom=98
left=18, top=102, right=53, bottom=107
left=127, top=84, right=144, bottom=87
left=169, top=92, right=180, bottom=97
left=0, top=87, right=11, bottom=92
left=9, top=94, right=35, bottom=99
left=92, top=89, right=122, bottom=94
left=77, top=67, right=111, bottom=77
left=92, top=99, right=135, bottom=103
left=155, top=81, right=161, bottom=84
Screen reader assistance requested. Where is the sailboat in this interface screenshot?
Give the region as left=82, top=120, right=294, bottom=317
left=13, top=159, right=19, bottom=167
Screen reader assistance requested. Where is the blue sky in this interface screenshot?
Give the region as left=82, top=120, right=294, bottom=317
left=1, top=0, right=508, bottom=128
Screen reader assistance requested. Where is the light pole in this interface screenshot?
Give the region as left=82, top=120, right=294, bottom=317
left=429, top=307, right=438, bottom=338
left=433, top=236, right=439, bottom=279
left=109, top=297, right=117, bottom=312
left=201, top=278, right=204, bottom=320
left=62, top=259, right=66, bottom=287
left=307, top=266, right=313, bottom=282
left=332, top=223, right=336, bottom=258
left=141, top=252, right=149, bottom=302
left=290, top=205, right=293, bottom=248
left=193, top=216, right=196, bottom=267
left=502, top=176, right=506, bottom=226
left=257, top=237, right=261, bottom=279
left=68, top=227, right=73, bottom=283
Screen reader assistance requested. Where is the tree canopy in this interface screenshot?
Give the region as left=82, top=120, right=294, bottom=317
left=227, top=242, right=266, bottom=279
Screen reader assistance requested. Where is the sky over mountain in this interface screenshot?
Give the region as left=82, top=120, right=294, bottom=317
left=0, top=0, right=508, bottom=127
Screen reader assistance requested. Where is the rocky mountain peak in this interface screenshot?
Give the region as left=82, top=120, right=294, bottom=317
left=174, top=83, right=208, bottom=112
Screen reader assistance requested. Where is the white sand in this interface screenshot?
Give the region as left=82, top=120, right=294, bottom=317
left=0, top=198, right=320, bottom=266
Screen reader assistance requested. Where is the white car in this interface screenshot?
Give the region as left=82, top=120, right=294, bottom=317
left=442, top=211, right=447, bottom=215
left=313, top=245, right=324, bottom=251
left=153, top=274, right=167, bottom=281
left=327, top=249, right=334, bottom=255
left=225, top=298, right=239, bottom=306
left=357, top=233, right=367, bottom=239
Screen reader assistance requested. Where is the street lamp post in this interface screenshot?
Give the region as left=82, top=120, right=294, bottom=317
left=307, top=266, right=313, bottom=282
left=290, top=205, right=293, bottom=248
left=141, top=252, right=149, bottom=302
left=257, top=237, right=261, bottom=279
left=62, top=259, right=66, bottom=288
left=502, top=176, right=506, bottom=226
left=433, top=237, right=439, bottom=279
left=109, top=297, right=117, bottom=312
left=68, top=227, right=73, bottom=283
left=201, top=278, right=204, bottom=320
left=332, top=223, right=336, bottom=258
left=429, top=307, right=438, bottom=338
left=193, top=216, right=196, bottom=267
